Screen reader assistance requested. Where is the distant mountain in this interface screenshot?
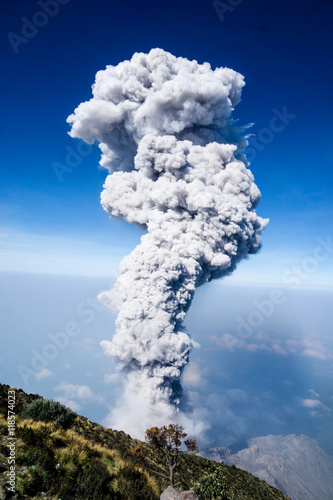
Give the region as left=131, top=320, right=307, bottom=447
left=202, top=434, right=333, bottom=500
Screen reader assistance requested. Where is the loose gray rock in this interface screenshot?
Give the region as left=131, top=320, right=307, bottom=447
left=160, top=485, right=199, bottom=499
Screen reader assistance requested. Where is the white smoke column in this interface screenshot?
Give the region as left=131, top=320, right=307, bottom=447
left=67, top=49, right=268, bottom=438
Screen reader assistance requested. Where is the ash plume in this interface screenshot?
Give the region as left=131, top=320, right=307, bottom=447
left=67, top=48, right=268, bottom=438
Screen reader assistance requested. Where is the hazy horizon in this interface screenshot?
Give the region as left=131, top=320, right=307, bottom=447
left=1, top=0, right=333, bottom=466
left=1, top=271, right=332, bottom=455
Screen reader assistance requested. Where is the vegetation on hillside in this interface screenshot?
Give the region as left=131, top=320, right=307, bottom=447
left=21, top=398, right=76, bottom=429
left=0, top=384, right=290, bottom=499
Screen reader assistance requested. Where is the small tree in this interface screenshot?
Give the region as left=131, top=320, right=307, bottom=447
left=145, top=424, right=199, bottom=487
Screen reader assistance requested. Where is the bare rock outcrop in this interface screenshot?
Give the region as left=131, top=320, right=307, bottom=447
left=160, top=485, right=199, bottom=499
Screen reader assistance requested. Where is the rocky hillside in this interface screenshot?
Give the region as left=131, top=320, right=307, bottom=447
left=202, top=434, right=333, bottom=500
left=0, top=383, right=290, bottom=499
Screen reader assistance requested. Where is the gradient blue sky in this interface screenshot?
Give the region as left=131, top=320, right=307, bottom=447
left=1, top=0, right=333, bottom=285
left=1, top=0, right=333, bottom=452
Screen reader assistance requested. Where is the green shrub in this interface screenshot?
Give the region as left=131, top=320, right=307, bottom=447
left=0, top=442, right=7, bottom=456
left=19, top=426, right=39, bottom=446
left=53, top=456, right=115, bottom=499
left=193, top=467, right=234, bottom=500
left=117, top=465, right=158, bottom=500
left=19, top=466, right=44, bottom=496
left=21, top=398, right=76, bottom=428
left=26, top=446, right=56, bottom=471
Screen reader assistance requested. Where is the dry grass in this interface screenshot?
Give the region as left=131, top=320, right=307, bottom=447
left=0, top=383, right=291, bottom=500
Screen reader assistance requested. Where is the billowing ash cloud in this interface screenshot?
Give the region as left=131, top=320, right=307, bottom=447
left=67, top=48, right=268, bottom=438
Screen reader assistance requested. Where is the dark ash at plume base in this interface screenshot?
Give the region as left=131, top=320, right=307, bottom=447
left=67, top=48, right=268, bottom=438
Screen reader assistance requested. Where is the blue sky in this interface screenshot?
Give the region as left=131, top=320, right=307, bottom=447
left=1, top=0, right=333, bottom=285
left=1, top=0, right=333, bottom=451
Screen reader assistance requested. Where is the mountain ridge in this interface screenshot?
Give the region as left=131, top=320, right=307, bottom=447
left=202, top=434, right=333, bottom=500
left=0, top=383, right=291, bottom=499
